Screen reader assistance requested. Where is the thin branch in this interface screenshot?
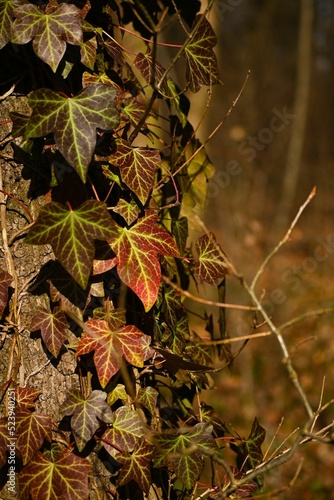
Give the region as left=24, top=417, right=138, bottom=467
left=251, top=186, right=316, bottom=290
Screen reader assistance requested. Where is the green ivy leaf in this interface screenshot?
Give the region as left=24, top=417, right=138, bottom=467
left=12, top=2, right=83, bottom=72
left=240, top=417, right=266, bottom=477
left=19, top=449, right=91, bottom=500
left=80, top=36, right=97, bottom=70
left=195, top=233, right=228, bottom=285
left=76, top=318, right=152, bottom=388
left=171, top=216, right=189, bottom=255
left=25, top=200, right=116, bottom=289
left=24, top=83, right=119, bottom=182
left=62, top=389, right=113, bottom=451
left=107, top=383, right=127, bottom=406
left=184, top=16, right=220, bottom=93
left=30, top=306, right=69, bottom=357
left=16, top=410, right=52, bottom=465
left=0, top=268, right=12, bottom=319
left=109, top=212, right=179, bottom=311
left=154, top=423, right=217, bottom=490
left=136, top=386, right=159, bottom=415
left=116, top=439, right=155, bottom=493
left=107, top=139, right=160, bottom=205
left=102, top=406, right=147, bottom=458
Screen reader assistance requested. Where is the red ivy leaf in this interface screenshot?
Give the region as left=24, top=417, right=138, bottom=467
left=16, top=410, right=52, bottom=465
left=195, top=232, right=228, bottom=285
left=25, top=200, right=117, bottom=289
left=107, top=139, right=160, bottom=205
left=76, top=319, right=151, bottom=388
left=134, top=47, right=166, bottom=86
left=19, top=449, right=91, bottom=500
left=116, top=439, right=155, bottom=493
left=0, top=269, right=12, bottom=319
left=15, top=387, right=40, bottom=410
left=109, top=212, right=179, bottom=311
left=184, top=16, right=220, bottom=93
left=30, top=306, right=69, bottom=357
left=62, top=389, right=113, bottom=451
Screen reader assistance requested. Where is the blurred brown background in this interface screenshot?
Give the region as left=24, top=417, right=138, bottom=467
left=188, top=1, right=334, bottom=498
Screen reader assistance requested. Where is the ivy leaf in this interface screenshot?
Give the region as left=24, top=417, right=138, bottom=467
left=80, top=35, right=97, bottom=70
left=116, top=440, right=155, bottom=493
left=171, top=217, right=189, bottom=255
left=122, top=99, right=148, bottom=129
left=62, top=389, right=113, bottom=451
left=102, top=406, right=147, bottom=458
left=107, top=383, right=127, bottom=406
left=195, top=233, right=228, bottom=285
left=16, top=387, right=40, bottom=410
left=25, top=200, right=117, bottom=289
left=109, top=212, right=179, bottom=311
left=19, top=449, right=91, bottom=500
left=113, top=199, right=140, bottom=225
left=184, top=16, right=220, bottom=93
left=134, top=47, right=166, bottom=86
left=154, top=423, right=217, bottom=490
left=103, top=38, right=124, bottom=65
left=76, top=318, right=151, bottom=388
left=239, top=417, right=266, bottom=486
left=16, top=410, right=52, bottom=465
left=24, top=83, right=119, bottom=182
left=221, top=466, right=258, bottom=498
left=0, top=269, right=12, bottom=319
left=12, top=2, right=83, bottom=72
left=107, top=139, right=160, bottom=205
left=0, top=0, right=23, bottom=49
left=136, top=386, right=159, bottom=415
left=30, top=306, right=69, bottom=357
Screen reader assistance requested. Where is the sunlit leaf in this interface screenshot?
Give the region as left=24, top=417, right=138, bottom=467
left=108, top=212, right=179, bottom=311
left=0, top=268, right=12, bottom=319
left=102, top=406, right=147, bottom=458
left=107, top=383, right=127, bottom=406
left=116, top=439, right=155, bottom=493
left=122, top=99, right=147, bottom=129
left=23, top=84, right=119, bottom=182
left=195, top=232, right=228, bottom=285
left=12, top=2, right=83, bottom=72
left=171, top=216, right=189, bottom=255
left=62, top=389, right=113, bottom=451
left=76, top=318, right=151, bottom=388
left=19, top=449, right=91, bottom=500
left=15, top=387, right=40, bottom=410
left=107, top=139, right=160, bottom=205
left=184, top=16, right=220, bottom=93
left=112, top=198, right=140, bottom=225
left=30, top=306, right=69, bottom=357
left=16, top=410, right=52, bottom=465
left=25, top=200, right=117, bottom=289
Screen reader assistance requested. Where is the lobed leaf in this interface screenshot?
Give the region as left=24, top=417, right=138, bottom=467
left=15, top=387, right=40, bottom=410
left=109, top=212, right=179, bottom=311
left=116, top=440, right=155, bottom=493
left=19, top=449, right=91, bottom=500
left=107, top=139, right=160, bottom=205
left=16, top=410, right=52, bottom=465
left=184, top=16, right=220, bottom=93
left=62, top=389, right=113, bottom=451
left=25, top=200, right=117, bottom=289
left=30, top=306, right=69, bottom=357
left=0, top=0, right=23, bottom=49
left=102, top=406, right=147, bottom=458
left=12, top=2, right=83, bottom=72
left=25, top=84, right=119, bottom=182
left=195, top=232, right=228, bottom=285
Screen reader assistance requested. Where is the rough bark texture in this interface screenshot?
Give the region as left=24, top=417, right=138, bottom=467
left=0, top=94, right=79, bottom=499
